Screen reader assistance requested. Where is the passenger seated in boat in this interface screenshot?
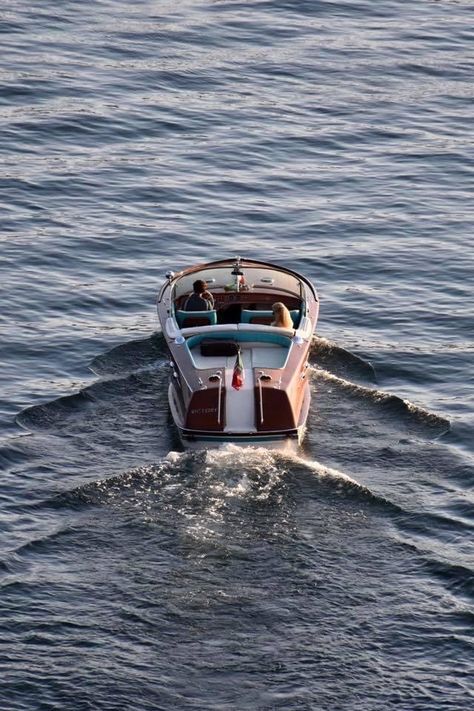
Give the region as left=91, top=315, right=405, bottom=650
left=184, top=279, right=215, bottom=311
left=271, top=302, right=293, bottom=329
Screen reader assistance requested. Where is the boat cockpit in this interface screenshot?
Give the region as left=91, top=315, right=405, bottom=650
left=169, top=259, right=307, bottom=330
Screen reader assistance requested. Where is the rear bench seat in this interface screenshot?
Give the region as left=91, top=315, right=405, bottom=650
left=185, top=331, right=292, bottom=370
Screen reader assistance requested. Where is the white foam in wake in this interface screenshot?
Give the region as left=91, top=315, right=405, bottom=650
left=164, top=450, right=183, bottom=464
left=312, top=365, right=380, bottom=394
left=203, top=443, right=363, bottom=491
left=280, top=451, right=362, bottom=487
left=163, top=444, right=360, bottom=487
left=204, top=443, right=278, bottom=468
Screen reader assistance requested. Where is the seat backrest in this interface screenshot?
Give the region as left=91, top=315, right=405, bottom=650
left=241, top=309, right=273, bottom=325
left=186, top=330, right=292, bottom=349
left=241, top=309, right=301, bottom=327
left=176, top=310, right=217, bottom=329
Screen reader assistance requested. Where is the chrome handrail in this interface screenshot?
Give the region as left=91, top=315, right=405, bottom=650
left=257, top=371, right=272, bottom=424
left=209, top=371, right=223, bottom=424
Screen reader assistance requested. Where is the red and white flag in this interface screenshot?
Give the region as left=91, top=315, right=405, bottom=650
left=231, top=349, right=244, bottom=390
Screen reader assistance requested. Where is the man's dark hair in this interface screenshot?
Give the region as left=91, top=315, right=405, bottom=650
left=193, top=279, right=207, bottom=294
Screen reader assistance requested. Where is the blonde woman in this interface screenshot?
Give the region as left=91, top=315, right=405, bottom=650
left=271, top=302, right=293, bottom=329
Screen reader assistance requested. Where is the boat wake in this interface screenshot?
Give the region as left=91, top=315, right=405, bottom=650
left=16, top=361, right=170, bottom=432
left=11, top=445, right=374, bottom=567
left=50, top=444, right=384, bottom=522
left=310, top=335, right=377, bottom=382
left=4, top=421, right=472, bottom=604
left=15, top=331, right=448, bottom=442
left=88, top=334, right=168, bottom=377
left=310, top=334, right=449, bottom=437
left=312, top=366, right=450, bottom=437
left=11, top=331, right=451, bottom=516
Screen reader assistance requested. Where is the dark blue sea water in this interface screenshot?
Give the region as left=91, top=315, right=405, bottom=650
left=1, top=1, right=473, bottom=709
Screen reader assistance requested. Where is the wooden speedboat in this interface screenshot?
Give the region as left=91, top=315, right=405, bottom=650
left=157, top=257, right=319, bottom=448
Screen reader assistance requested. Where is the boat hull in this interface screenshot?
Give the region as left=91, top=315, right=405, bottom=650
left=159, top=257, right=319, bottom=450
left=168, top=380, right=311, bottom=451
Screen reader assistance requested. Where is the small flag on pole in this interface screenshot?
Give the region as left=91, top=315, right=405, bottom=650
left=232, top=349, right=244, bottom=390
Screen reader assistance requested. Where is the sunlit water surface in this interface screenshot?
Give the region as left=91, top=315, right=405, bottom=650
left=1, top=1, right=473, bottom=709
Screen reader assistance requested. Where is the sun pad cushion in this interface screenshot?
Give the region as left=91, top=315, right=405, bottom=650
left=200, top=340, right=240, bottom=357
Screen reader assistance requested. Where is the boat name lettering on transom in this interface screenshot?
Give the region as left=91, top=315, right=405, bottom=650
left=191, top=407, right=218, bottom=414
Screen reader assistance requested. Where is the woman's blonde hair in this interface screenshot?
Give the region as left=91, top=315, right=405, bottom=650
left=271, top=302, right=293, bottom=329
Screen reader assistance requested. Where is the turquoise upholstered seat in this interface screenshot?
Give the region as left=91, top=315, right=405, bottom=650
left=241, top=309, right=301, bottom=327
left=185, top=331, right=292, bottom=370
left=186, top=331, right=291, bottom=349
left=176, top=310, right=217, bottom=328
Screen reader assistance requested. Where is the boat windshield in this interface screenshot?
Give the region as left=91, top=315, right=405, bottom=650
left=174, top=266, right=302, bottom=299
